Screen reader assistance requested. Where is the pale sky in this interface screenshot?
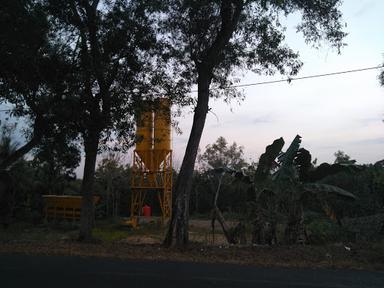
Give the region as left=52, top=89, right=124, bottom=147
left=1, top=1, right=384, bottom=177
left=172, top=0, right=384, bottom=168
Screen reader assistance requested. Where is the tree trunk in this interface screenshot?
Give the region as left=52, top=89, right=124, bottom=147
left=79, top=130, right=100, bottom=241
left=162, top=0, right=244, bottom=248
left=164, top=70, right=211, bottom=248
left=0, top=135, right=40, bottom=170
left=213, top=206, right=237, bottom=244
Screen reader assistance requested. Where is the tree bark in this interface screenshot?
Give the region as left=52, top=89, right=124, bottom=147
left=210, top=173, right=239, bottom=245
left=164, top=70, right=211, bottom=247
left=79, top=129, right=100, bottom=241
left=213, top=206, right=237, bottom=244
left=0, top=135, right=40, bottom=170
left=163, top=1, right=244, bottom=248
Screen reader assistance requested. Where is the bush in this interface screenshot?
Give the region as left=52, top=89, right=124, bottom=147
left=306, top=218, right=340, bottom=244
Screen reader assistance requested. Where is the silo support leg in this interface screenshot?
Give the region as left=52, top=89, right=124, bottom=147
left=130, top=190, right=147, bottom=221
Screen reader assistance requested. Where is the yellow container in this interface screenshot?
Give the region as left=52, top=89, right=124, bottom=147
left=154, top=98, right=171, bottom=168
left=43, top=195, right=100, bottom=221
left=136, top=111, right=153, bottom=170
left=154, top=98, right=171, bottom=150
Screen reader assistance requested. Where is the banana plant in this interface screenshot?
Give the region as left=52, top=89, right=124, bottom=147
left=246, top=135, right=356, bottom=244
left=209, top=135, right=356, bottom=245
left=209, top=167, right=246, bottom=244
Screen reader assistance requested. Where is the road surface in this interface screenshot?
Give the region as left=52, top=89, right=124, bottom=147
left=0, top=254, right=383, bottom=287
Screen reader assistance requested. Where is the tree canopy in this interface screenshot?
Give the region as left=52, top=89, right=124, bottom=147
left=0, top=0, right=75, bottom=169
left=198, top=136, right=247, bottom=171
left=43, top=0, right=194, bottom=240
left=163, top=0, right=347, bottom=247
left=1, top=0, right=353, bottom=245
left=334, top=150, right=356, bottom=165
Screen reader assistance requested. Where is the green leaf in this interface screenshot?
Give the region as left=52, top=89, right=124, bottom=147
left=302, top=183, right=356, bottom=200
left=255, top=137, right=284, bottom=181
left=278, top=134, right=301, bottom=167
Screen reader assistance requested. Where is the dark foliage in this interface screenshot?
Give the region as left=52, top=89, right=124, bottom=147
left=162, top=0, right=347, bottom=247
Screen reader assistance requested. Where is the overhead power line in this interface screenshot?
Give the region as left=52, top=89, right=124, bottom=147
left=0, top=64, right=383, bottom=113
left=205, top=64, right=384, bottom=91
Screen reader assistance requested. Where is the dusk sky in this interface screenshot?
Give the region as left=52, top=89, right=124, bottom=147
left=1, top=1, right=383, bottom=177
left=172, top=0, right=384, bottom=168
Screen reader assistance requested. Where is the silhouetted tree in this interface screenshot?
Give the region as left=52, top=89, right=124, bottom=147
left=0, top=126, right=18, bottom=227
left=334, top=150, right=356, bottom=165
left=163, top=0, right=347, bottom=247
left=95, top=153, right=130, bottom=217
left=45, top=0, right=188, bottom=241
left=191, top=137, right=249, bottom=216
left=198, top=136, right=247, bottom=171
left=32, top=136, right=80, bottom=195
left=0, top=0, right=69, bottom=169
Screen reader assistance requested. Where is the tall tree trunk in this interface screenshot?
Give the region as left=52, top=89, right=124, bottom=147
left=79, top=130, right=100, bottom=241
left=162, top=0, right=243, bottom=248
left=164, top=70, right=211, bottom=247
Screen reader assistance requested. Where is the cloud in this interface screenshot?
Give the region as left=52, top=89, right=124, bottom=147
left=355, top=116, right=383, bottom=127
left=349, top=137, right=384, bottom=146
left=315, top=145, right=340, bottom=151
left=353, top=1, right=375, bottom=18
left=252, top=115, right=274, bottom=124
left=173, top=136, right=189, bottom=144
left=206, top=113, right=275, bottom=130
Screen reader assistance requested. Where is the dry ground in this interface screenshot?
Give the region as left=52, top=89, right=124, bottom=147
left=1, top=219, right=384, bottom=271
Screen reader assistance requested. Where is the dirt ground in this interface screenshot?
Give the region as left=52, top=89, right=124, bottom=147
left=1, top=219, right=384, bottom=271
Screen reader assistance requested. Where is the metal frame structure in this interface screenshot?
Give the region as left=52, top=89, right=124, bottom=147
left=130, top=149, right=172, bottom=224
left=130, top=98, right=172, bottom=226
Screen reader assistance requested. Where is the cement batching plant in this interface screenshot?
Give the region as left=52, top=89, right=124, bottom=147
left=130, top=98, right=172, bottom=226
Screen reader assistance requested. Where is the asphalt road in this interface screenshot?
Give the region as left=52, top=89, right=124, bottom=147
left=0, top=254, right=383, bottom=288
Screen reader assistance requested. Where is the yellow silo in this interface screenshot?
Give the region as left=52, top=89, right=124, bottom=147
left=154, top=98, right=171, bottom=169
left=135, top=110, right=153, bottom=170
left=130, top=98, right=172, bottom=226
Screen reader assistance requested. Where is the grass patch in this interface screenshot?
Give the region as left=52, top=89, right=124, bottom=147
left=1, top=218, right=384, bottom=271
left=93, top=218, right=165, bottom=242
left=0, top=221, right=78, bottom=242
left=92, top=227, right=131, bottom=242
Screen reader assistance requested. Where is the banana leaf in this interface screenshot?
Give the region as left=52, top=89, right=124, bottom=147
left=278, top=134, right=301, bottom=167
left=308, top=162, right=361, bottom=182
left=302, top=183, right=356, bottom=199
left=255, top=137, right=284, bottom=181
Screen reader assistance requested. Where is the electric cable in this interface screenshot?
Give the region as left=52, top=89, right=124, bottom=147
left=0, top=64, right=383, bottom=113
